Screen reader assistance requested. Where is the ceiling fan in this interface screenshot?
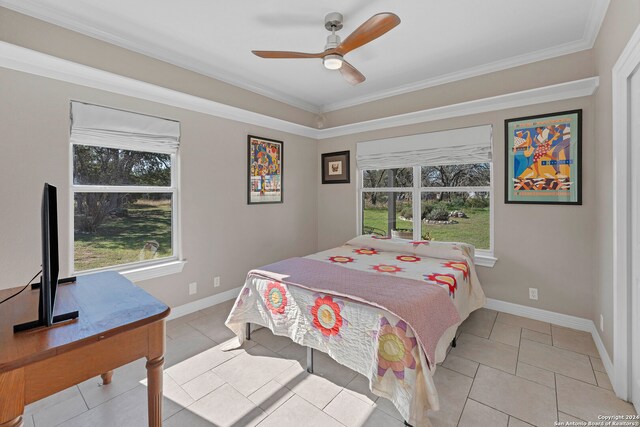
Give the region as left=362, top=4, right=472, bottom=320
left=252, top=12, right=401, bottom=85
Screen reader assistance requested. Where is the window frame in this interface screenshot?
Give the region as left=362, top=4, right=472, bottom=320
left=69, top=144, right=183, bottom=279
left=357, top=163, right=496, bottom=267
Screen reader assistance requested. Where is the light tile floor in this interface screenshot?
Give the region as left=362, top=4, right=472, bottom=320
left=22, top=301, right=638, bottom=427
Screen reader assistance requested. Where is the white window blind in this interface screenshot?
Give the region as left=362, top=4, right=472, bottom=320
left=70, top=102, right=180, bottom=154
left=356, top=125, right=492, bottom=170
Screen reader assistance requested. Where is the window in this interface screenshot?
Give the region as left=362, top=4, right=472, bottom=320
left=70, top=102, right=180, bottom=273
left=357, top=126, right=494, bottom=263
left=420, top=164, right=491, bottom=250
left=361, top=168, right=413, bottom=238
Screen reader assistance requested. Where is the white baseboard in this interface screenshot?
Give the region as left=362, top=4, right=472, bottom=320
left=588, top=323, right=616, bottom=391
left=485, top=297, right=614, bottom=386
left=485, top=298, right=593, bottom=331
left=167, top=286, right=242, bottom=321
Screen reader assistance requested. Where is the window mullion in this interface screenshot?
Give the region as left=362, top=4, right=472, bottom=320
left=357, top=169, right=363, bottom=236
left=413, top=166, right=421, bottom=241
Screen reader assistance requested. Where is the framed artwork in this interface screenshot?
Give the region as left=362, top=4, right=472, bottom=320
left=321, top=150, right=350, bottom=184
left=248, top=135, right=283, bottom=204
left=504, top=109, right=582, bottom=205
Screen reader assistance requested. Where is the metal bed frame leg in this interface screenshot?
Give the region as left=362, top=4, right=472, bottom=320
left=451, top=336, right=457, bottom=348
left=246, top=322, right=251, bottom=340
left=404, top=421, right=414, bottom=427
left=306, top=347, right=314, bottom=374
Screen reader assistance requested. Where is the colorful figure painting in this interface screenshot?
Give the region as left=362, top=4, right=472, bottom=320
left=505, top=110, right=582, bottom=205
left=248, top=135, right=283, bottom=204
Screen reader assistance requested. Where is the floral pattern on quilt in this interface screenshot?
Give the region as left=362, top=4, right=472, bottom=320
left=372, top=264, right=404, bottom=274
left=354, top=248, right=379, bottom=255
left=264, top=282, right=288, bottom=315
left=310, top=294, right=345, bottom=338
left=443, top=260, right=470, bottom=281
left=424, top=273, right=458, bottom=297
left=328, top=255, right=355, bottom=264
left=377, top=317, right=417, bottom=380
left=396, top=255, right=421, bottom=263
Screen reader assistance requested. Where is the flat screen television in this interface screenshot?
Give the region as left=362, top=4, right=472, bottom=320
left=13, top=183, right=78, bottom=333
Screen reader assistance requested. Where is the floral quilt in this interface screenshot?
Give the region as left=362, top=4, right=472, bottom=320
left=225, top=235, right=486, bottom=426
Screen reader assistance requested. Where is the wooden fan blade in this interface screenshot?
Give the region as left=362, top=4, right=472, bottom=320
left=339, top=60, right=366, bottom=85
left=252, top=50, right=326, bottom=59
left=336, top=12, right=400, bottom=55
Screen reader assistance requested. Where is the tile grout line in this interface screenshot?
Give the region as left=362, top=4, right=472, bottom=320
left=454, top=362, right=477, bottom=427
left=515, top=325, right=523, bottom=375
left=554, top=371, right=617, bottom=392
left=455, top=397, right=471, bottom=427
left=462, top=381, right=543, bottom=426
left=319, top=389, right=351, bottom=427
left=518, top=339, right=601, bottom=387
left=466, top=396, right=520, bottom=422
left=294, top=388, right=349, bottom=427
left=76, top=384, right=90, bottom=414
left=253, top=392, right=297, bottom=427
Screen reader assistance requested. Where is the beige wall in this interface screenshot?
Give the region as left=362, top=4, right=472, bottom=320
left=592, top=0, right=640, bottom=358
left=318, top=97, right=596, bottom=319
left=0, top=7, right=318, bottom=128
left=0, top=67, right=318, bottom=308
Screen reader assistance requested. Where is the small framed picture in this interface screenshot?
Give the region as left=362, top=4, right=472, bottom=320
left=248, top=135, right=283, bottom=204
left=505, top=109, right=582, bottom=205
left=321, top=151, right=350, bottom=184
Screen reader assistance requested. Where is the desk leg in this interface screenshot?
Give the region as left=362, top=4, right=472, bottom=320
left=146, top=320, right=166, bottom=427
left=100, top=371, right=114, bottom=385
left=0, top=369, right=24, bottom=427
left=146, top=356, right=164, bottom=427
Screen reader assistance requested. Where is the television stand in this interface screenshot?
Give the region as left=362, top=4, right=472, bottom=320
left=14, top=276, right=79, bottom=333
left=30, top=275, right=76, bottom=290
left=13, top=310, right=79, bottom=333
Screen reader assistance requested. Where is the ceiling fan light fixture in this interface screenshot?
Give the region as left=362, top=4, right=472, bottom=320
left=323, top=54, right=343, bottom=70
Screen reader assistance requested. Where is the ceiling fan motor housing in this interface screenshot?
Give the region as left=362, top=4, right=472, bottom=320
left=325, top=34, right=341, bottom=50
left=324, top=12, right=344, bottom=31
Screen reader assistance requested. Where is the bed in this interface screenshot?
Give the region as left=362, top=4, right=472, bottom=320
left=224, top=235, right=486, bottom=426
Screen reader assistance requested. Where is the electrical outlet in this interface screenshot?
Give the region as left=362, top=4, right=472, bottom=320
left=600, top=314, right=604, bottom=332
left=528, top=287, right=538, bottom=300
left=189, top=282, right=197, bottom=295
left=214, top=276, right=221, bottom=288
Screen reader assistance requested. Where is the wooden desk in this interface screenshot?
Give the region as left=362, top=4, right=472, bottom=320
left=0, top=271, right=170, bottom=427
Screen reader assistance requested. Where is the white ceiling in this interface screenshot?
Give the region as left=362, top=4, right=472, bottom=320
left=1, top=0, right=609, bottom=113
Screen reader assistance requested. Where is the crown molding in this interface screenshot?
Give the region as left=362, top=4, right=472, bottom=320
left=583, top=0, right=611, bottom=47
left=1, top=0, right=609, bottom=114
left=316, top=77, right=599, bottom=139
left=0, top=0, right=321, bottom=114
left=0, top=42, right=319, bottom=138
left=0, top=42, right=598, bottom=141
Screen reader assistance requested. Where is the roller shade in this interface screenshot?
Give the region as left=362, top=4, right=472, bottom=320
left=70, top=102, right=180, bottom=154
left=357, top=125, right=492, bottom=170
